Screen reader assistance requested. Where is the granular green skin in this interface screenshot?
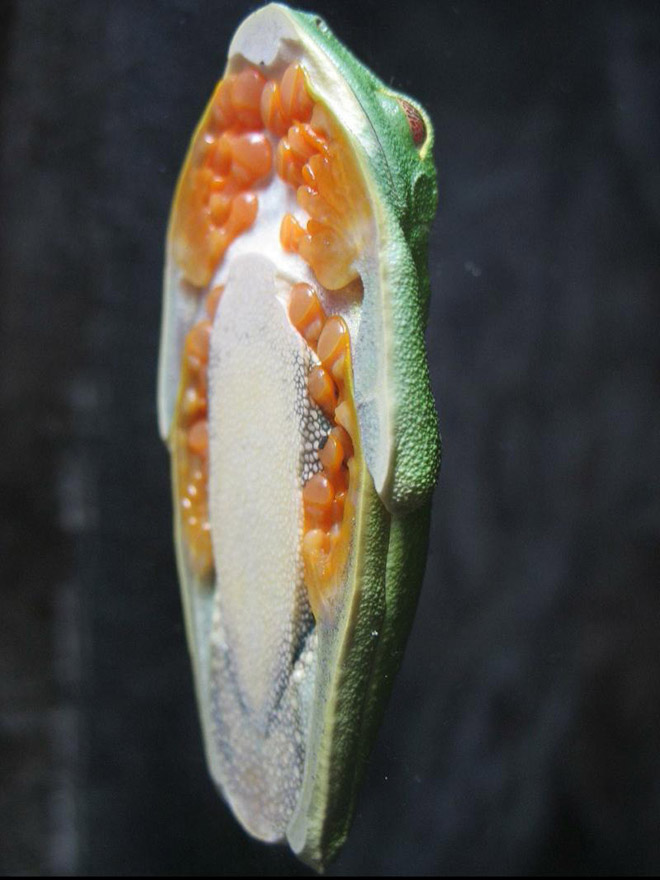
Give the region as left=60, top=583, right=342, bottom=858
left=291, top=7, right=441, bottom=514
left=284, top=7, right=440, bottom=870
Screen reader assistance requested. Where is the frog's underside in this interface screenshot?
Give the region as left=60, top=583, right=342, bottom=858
left=157, top=3, right=439, bottom=870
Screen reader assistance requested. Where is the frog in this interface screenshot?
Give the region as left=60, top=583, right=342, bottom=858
left=157, top=2, right=440, bottom=870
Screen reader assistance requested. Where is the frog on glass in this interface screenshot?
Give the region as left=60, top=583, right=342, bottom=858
left=157, top=3, right=440, bottom=869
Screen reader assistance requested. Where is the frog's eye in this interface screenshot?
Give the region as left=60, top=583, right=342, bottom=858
left=398, top=98, right=427, bottom=147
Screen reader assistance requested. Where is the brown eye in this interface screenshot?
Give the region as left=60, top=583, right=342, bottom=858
left=399, top=98, right=426, bottom=147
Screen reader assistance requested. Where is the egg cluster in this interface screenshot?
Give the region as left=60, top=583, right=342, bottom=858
left=173, top=60, right=366, bottom=292
left=172, top=68, right=273, bottom=287
left=288, top=283, right=357, bottom=618
left=278, top=124, right=366, bottom=290
left=175, top=285, right=223, bottom=576
left=172, top=61, right=365, bottom=606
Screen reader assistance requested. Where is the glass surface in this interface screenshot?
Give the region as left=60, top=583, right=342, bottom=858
left=1, top=0, right=659, bottom=874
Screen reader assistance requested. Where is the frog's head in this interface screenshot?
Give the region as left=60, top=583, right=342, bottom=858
left=157, top=2, right=440, bottom=870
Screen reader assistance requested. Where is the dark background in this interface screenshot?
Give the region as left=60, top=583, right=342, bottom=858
left=1, top=0, right=659, bottom=874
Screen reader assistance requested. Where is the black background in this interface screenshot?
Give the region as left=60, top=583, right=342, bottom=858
left=2, top=0, right=660, bottom=875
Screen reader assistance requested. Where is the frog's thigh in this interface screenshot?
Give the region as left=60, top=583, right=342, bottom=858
left=206, top=254, right=317, bottom=841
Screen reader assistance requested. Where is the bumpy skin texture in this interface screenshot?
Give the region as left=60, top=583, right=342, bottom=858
left=281, top=8, right=441, bottom=868
left=289, top=9, right=441, bottom=513
left=293, top=503, right=433, bottom=870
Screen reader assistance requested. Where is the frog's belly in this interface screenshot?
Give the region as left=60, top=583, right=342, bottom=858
left=206, top=254, right=320, bottom=840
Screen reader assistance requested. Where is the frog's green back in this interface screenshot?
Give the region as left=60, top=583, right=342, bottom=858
left=290, top=6, right=441, bottom=512
left=283, top=8, right=441, bottom=869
